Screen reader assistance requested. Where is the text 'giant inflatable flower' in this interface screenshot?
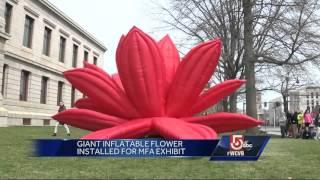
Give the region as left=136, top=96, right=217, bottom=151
left=53, top=27, right=262, bottom=140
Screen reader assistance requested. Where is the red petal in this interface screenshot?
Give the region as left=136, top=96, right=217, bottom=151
left=116, top=27, right=165, bottom=117
left=166, top=39, right=222, bottom=117
left=111, top=74, right=124, bottom=91
left=182, top=113, right=263, bottom=133
left=74, top=98, right=106, bottom=113
left=52, top=109, right=127, bottom=131
left=83, top=61, right=109, bottom=77
left=81, top=118, right=152, bottom=139
left=115, top=35, right=126, bottom=70
left=74, top=98, right=94, bottom=109
left=153, top=118, right=217, bottom=139
left=64, top=68, right=139, bottom=119
left=157, top=35, right=180, bottom=93
left=191, top=80, right=246, bottom=114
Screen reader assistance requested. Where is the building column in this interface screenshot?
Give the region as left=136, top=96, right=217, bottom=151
left=0, top=0, right=6, bottom=31
left=0, top=37, right=8, bottom=126
left=0, top=0, right=9, bottom=127
left=0, top=34, right=9, bottom=126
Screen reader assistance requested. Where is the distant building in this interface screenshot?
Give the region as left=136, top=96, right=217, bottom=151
left=289, top=86, right=320, bottom=113
left=266, top=96, right=282, bottom=126
left=0, top=0, right=107, bottom=127
left=261, top=86, right=320, bottom=126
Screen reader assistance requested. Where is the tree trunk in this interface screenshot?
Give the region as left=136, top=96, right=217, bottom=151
left=243, top=0, right=257, bottom=118
left=243, top=0, right=259, bottom=134
left=282, top=94, right=288, bottom=113
left=222, top=98, right=229, bottom=112
left=229, top=93, right=238, bottom=112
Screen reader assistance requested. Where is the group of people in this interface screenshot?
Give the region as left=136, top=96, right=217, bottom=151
left=280, top=106, right=320, bottom=139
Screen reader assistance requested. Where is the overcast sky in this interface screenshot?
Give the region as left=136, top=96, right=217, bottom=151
left=48, top=0, right=166, bottom=74
left=48, top=0, right=289, bottom=103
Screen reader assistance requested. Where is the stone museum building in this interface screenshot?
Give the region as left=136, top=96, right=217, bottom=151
left=288, top=86, right=320, bottom=112
left=0, top=0, right=107, bottom=126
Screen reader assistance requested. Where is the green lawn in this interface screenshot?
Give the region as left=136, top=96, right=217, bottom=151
left=0, top=126, right=320, bottom=179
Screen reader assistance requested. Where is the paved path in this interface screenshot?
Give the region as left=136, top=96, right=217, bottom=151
left=260, top=126, right=281, bottom=136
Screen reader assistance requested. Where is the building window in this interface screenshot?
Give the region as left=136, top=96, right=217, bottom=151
left=317, top=101, right=319, bottom=106
left=59, top=36, right=66, bottom=62
left=43, top=119, right=50, bottom=126
left=42, top=27, right=51, bottom=56
left=311, top=92, right=314, bottom=99
left=71, top=86, right=76, bottom=107
left=4, top=3, right=13, bottom=33
left=20, top=70, right=30, bottom=101
left=312, top=100, right=314, bottom=106
left=57, top=81, right=64, bottom=105
left=23, top=15, right=34, bottom=48
left=81, top=50, right=87, bottom=94
left=72, top=44, right=78, bottom=67
left=40, top=76, right=48, bottom=104
left=316, top=92, right=318, bottom=99
left=93, top=56, right=97, bottom=65
left=307, top=100, right=309, bottom=106
left=1, top=64, right=8, bottom=97
left=84, top=50, right=89, bottom=62
left=22, top=118, right=31, bottom=125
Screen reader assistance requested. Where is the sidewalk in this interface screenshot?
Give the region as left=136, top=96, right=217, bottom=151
left=260, top=126, right=281, bottom=136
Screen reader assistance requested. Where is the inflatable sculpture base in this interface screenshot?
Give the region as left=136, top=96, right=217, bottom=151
left=53, top=27, right=262, bottom=140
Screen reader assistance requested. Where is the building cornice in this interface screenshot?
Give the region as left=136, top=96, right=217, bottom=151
left=37, top=0, right=107, bottom=52
left=4, top=51, right=65, bottom=76
left=59, top=29, right=70, bottom=37
left=8, top=0, right=18, bottom=5
left=93, top=51, right=100, bottom=56
left=43, top=18, right=56, bottom=29
left=24, top=5, right=40, bottom=18
left=0, top=31, right=11, bottom=41
left=72, top=37, right=81, bottom=45
left=83, top=45, right=91, bottom=51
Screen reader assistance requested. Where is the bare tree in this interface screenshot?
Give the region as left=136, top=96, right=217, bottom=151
left=154, top=0, right=320, bottom=116
left=257, top=65, right=312, bottom=113
left=243, top=0, right=257, bottom=119
left=255, top=0, right=320, bottom=66
left=156, top=0, right=245, bottom=112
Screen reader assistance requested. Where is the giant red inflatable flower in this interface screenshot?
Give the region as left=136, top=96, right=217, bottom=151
left=53, top=27, right=262, bottom=140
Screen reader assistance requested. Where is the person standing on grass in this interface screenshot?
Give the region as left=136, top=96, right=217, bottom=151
left=297, top=111, right=304, bottom=133
left=286, top=112, right=293, bottom=137
left=314, top=109, right=320, bottom=140
left=52, top=101, right=70, bottom=136
left=304, top=109, right=313, bottom=128
left=279, top=112, right=287, bottom=138
left=291, top=111, right=298, bottom=138
left=303, top=108, right=312, bottom=139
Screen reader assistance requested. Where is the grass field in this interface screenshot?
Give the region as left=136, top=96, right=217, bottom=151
left=0, top=126, right=320, bottom=179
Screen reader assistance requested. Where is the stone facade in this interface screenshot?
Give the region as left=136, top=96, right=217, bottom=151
left=289, top=86, right=320, bottom=113
left=0, top=0, right=106, bottom=126
left=266, top=96, right=282, bottom=126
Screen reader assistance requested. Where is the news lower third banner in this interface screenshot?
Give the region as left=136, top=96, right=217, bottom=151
left=34, top=135, right=270, bottom=161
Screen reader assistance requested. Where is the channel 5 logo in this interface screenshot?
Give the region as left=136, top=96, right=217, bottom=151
left=227, top=135, right=253, bottom=157
left=229, top=135, right=244, bottom=151
left=229, top=135, right=253, bottom=151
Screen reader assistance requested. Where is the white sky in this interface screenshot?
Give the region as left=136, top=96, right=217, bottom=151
left=49, top=0, right=289, bottom=103
left=48, top=0, right=166, bottom=74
